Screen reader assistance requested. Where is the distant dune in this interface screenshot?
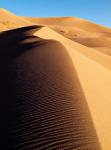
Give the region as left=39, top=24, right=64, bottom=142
left=0, top=8, right=111, bottom=150
left=0, top=8, right=32, bottom=31
left=25, top=16, right=111, bottom=55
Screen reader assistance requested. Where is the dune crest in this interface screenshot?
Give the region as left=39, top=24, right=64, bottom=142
left=34, top=26, right=111, bottom=150
left=0, top=26, right=101, bottom=149
left=25, top=16, right=111, bottom=56
left=0, top=8, right=111, bottom=149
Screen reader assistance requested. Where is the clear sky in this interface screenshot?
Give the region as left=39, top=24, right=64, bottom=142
left=0, top=0, right=111, bottom=27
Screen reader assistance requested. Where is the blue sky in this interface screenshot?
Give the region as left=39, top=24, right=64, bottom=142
left=0, top=0, right=111, bottom=27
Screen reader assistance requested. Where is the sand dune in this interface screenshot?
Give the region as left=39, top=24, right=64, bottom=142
left=35, top=27, right=111, bottom=70
left=1, top=8, right=111, bottom=54
left=25, top=16, right=111, bottom=33
left=0, top=26, right=101, bottom=149
left=25, top=16, right=111, bottom=55
left=0, top=9, right=111, bottom=150
left=0, top=8, right=32, bottom=31
left=25, top=16, right=111, bottom=41
left=35, top=26, right=111, bottom=150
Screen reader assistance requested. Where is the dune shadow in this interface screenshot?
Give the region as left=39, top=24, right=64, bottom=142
left=0, top=26, right=101, bottom=150
left=0, top=25, right=43, bottom=60
left=0, top=25, right=44, bottom=148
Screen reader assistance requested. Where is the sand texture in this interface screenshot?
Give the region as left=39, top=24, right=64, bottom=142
left=0, top=9, right=111, bottom=150
left=0, top=26, right=101, bottom=149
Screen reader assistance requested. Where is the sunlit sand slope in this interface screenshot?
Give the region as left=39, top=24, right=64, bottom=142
left=0, top=8, right=32, bottom=31
left=0, top=26, right=100, bottom=149
left=1, top=8, right=111, bottom=55
left=35, top=26, right=111, bottom=150
left=26, top=16, right=111, bottom=55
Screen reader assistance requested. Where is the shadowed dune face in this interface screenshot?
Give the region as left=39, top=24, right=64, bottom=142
left=35, top=26, right=111, bottom=150
left=0, top=26, right=101, bottom=149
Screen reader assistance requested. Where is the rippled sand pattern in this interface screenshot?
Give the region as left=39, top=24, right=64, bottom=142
left=0, top=26, right=101, bottom=150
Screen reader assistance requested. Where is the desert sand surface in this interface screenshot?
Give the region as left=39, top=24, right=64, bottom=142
left=35, top=26, right=111, bottom=150
left=25, top=16, right=111, bottom=56
left=0, top=26, right=101, bottom=149
left=0, top=9, right=111, bottom=150
left=0, top=8, right=32, bottom=31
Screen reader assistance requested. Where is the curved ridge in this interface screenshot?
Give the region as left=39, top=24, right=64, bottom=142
left=0, top=26, right=101, bottom=150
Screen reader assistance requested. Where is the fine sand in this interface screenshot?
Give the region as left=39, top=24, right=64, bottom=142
left=0, top=8, right=111, bottom=150
left=25, top=16, right=111, bottom=56
left=0, top=26, right=101, bottom=149
left=0, top=8, right=32, bottom=31
left=35, top=26, right=111, bottom=150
